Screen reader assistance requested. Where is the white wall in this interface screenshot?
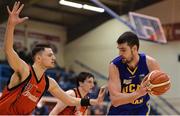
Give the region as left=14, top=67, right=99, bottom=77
left=0, top=20, right=66, bottom=66
left=64, top=18, right=131, bottom=85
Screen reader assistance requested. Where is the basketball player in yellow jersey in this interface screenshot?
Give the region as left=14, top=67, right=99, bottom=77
left=0, top=2, right=105, bottom=115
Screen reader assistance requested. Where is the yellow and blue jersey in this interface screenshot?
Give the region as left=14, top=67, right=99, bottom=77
left=108, top=53, right=150, bottom=115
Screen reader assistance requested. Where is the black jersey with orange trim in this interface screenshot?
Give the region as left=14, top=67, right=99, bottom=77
left=0, top=66, right=49, bottom=115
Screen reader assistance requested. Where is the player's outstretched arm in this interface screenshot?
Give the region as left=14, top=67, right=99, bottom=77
left=108, top=63, right=147, bottom=107
left=49, top=90, right=75, bottom=115
left=4, top=2, right=29, bottom=75
left=48, top=77, right=106, bottom=106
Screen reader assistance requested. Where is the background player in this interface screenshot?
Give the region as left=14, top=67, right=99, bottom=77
left=50, top=72, right=97, bottom=115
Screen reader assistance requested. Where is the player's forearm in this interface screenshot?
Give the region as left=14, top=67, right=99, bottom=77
left=89, top=99, right=98, bottom=105
left=57, top=93, right=98, bottom=106
left=66, top=96, right=98, bottom=106
left=3, top=22, right=15, bottom=52
left=110, top=91, right=141, bottom=106
left=66, top=95, right=81, bottom=106
left=50, top=80, right=94, bottom=107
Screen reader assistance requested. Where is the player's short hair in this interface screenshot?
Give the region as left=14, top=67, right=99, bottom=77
left=76, top=72, right=94, bottom=86
left=117, top=31, right=139, bottom=50
left=31, top=44, right=51, bottom=62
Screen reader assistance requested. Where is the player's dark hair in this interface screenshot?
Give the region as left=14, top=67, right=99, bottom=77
left=31, top=44, right=51, bottom=62
left=117, top=31, right=139, bottom=50
left=76, top=72, right=94, bottom=86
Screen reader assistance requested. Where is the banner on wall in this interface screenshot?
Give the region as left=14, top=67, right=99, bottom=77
left=163, top=23, right=180, bottom=41
left=0, top=27, right=61, bottom=54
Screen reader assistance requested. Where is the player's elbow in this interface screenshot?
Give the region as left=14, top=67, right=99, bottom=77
left=111, top=97, right=127, bottom=107
left=68, top=101, right=76, bottom=106
left=64, top=99, right=73, bottom=106
left=111, top=100, right=119, bottom=107
left=109, top=93, right=120, bottom=107
left=3, top=45, right=12, bottom=55
left=65, top=97, right=77, bottom=106
left=110, top=96, right=120, bottom=107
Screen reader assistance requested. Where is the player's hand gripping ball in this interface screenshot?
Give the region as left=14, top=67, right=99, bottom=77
left=141, top=70, right=171, bottom=96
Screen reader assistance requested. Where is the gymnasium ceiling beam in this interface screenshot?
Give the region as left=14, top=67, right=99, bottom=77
left=32, top=4, right=91, bottom=18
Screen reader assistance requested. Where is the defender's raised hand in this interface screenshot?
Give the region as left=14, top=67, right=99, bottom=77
left=96, top=85, right=107, bottom=104
left=88, top=85, right=107, bottom=105
left=7, top=1, right=28, bottom=26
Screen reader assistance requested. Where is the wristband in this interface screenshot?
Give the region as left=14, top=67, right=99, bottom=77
left=80, top=98, right=91, bottom=106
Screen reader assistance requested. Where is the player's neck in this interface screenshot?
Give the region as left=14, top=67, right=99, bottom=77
left=78, top=87, right=88, bottom=97
left=32, top=63, right=46, bottom=80
left=127, top=54, right=140, bottom=69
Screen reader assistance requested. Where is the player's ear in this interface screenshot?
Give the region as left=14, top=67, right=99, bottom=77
left=79, top=82, right=84, bottom=87
left=36, top=54, right=41, bottom=61
left=132, top=45, right=137, bottom=51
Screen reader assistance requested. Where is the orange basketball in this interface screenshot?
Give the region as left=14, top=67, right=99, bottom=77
left=141, top=70, right=171, bottom=96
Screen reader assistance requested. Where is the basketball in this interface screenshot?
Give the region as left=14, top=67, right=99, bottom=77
left=141, top=70, right=171, bottom=96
